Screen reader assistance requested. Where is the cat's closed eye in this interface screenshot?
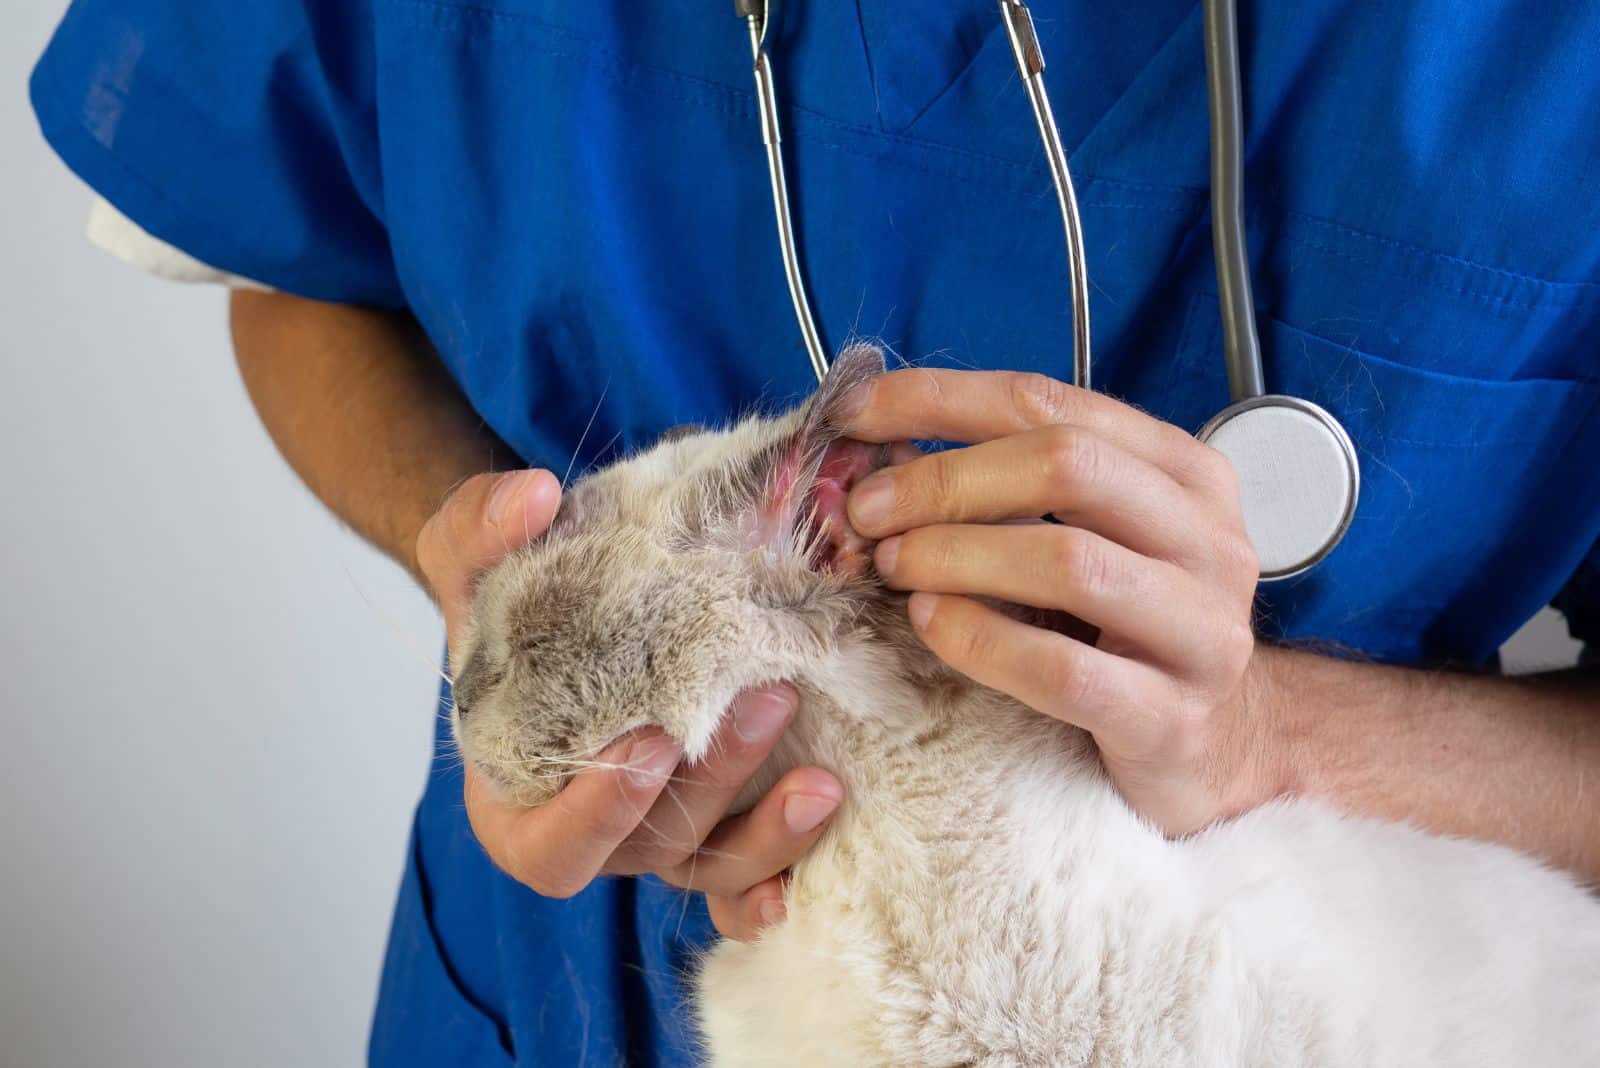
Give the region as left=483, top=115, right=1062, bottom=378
left=450, top=648, right=501, bottom=719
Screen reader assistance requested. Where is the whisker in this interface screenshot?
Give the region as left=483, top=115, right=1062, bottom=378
left=656, top=784, right=702, bottom=939
left=668, top=783, right=700, bottom=933
left=623, top=788, right=681, bottom=856
left=577, top=430, right=624, bottom=483
left=690, top=845, right=741, bottom=863
left=563, top=379, right=613, bottom=491
left=521, top=480, right=531, bottom=546
left=486, top=754, right=700, bottom=789
left=340, top=565, right=453, bottom=689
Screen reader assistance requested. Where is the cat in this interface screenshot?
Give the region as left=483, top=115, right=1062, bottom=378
left=450, top=345, right=1600, bottom=1067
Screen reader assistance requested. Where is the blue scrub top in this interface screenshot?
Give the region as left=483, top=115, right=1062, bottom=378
left=32, top=2, right=1600, bottom=1064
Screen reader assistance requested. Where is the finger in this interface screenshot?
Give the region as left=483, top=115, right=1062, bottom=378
left=839, top=369, right=1216, bottom=485
left=655, top=766, right=842, bottom=897
left=887, top=440, right=923, bottom=466
left=906, top=592, right=1173, bottom=751
left=877, top=524, right=1215, bottom=668
left=416, top=468, right=561, bottom=641
left=463, top=730, right=681, bottom=899
left=848, top=426, right=1201, bottom=561
left=607, top=685, right=800, bottom=875
left=707, top=876, right=789, bottom=943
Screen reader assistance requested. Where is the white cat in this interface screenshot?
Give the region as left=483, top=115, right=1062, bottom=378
left=452, top=346, right=1600, bottom=1066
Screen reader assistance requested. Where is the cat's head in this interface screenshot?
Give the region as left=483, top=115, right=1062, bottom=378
left=451, top=345, right=906, bottom=804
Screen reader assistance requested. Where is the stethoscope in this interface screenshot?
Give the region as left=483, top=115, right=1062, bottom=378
left=733, top=0, right=1359, bottom=580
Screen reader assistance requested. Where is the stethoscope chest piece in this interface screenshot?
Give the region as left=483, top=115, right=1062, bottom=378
left=1197, top=396, right=1359, bottom=580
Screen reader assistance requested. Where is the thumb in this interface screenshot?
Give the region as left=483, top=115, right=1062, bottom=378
left=416, top=468, right=562, bottom=639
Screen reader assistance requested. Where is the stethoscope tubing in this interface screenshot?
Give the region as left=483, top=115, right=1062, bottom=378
left=740, top=6, right=830, bottom=382
left=737, top=0, right=1268, bottom=401
left=1204, top=0, right=1267, bottom=401
left=733, top=0, right=1359, bottom=578
left=1000, top=0, right=1092, bottom=392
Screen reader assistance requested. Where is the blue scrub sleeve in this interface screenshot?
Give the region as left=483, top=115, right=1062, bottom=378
left=30, top=0, right=405, bottom=308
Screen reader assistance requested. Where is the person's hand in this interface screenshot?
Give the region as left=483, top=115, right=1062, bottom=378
left=414, top=469, right=843, bottom=939
left=841, top=371, right=1279, bottom=835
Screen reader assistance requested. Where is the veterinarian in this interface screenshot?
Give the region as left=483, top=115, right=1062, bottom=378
left=32, top=2, right=1600, bottom=1064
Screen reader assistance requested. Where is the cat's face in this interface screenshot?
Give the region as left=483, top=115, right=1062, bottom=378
left=452, top=346, right=896, bottom=805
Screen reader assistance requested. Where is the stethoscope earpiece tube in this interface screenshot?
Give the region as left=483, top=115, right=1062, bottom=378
left=1203, top=0, right=1266, bottom=402
left=737, top=0, right=831, bottom=381
left=1000, top=0, right=1092, bottom=392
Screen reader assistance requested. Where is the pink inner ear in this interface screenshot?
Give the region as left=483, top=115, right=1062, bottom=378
left=807, top=440, right=880, bottom=574
left=745, top=436, right=882, bottom=574
left=743, top=437, right=809, bottom=552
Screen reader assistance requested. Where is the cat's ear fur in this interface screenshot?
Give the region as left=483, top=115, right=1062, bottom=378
left=780, top=342, right=886, bottom=484
left=798, top=342, right=886, bottom=443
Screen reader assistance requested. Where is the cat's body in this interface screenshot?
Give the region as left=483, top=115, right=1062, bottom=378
left=702, top=668, right=1600, bottom=1066
left=453, top=348, right=1600, bottom=1066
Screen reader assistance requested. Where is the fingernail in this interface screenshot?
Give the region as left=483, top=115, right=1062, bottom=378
left=732, top=688, right=795, bottom=743
left=834, top=380, right=874, bottom=423
left=624, top=734, right=681, bottom=788
left=874, top=535, right=901, bottom=578
left=489, top=471, right=531, bottom=526
left=908, top=591, right=939, bottom=630
left=783, top=793, right=839, bottom=834
left=757, top=897, right=787, bottom=929
left=848, top=471, right=894, bottom=532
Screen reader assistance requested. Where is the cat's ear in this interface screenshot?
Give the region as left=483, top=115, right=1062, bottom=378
left=748, top=343, right=887, bottom=552
left=800, top=342, right=886, bottom=440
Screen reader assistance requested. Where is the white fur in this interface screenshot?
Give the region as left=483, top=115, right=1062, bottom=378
left=698, top=645, right=1600, bottom=1066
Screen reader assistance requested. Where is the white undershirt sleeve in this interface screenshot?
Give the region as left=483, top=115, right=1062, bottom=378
left=85, top=197, right=274, bottom=291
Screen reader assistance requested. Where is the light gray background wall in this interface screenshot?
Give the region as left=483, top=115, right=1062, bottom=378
left=4, top=7, right=441, bottom=1067
left=0, top=5, right=1585, bottom=1068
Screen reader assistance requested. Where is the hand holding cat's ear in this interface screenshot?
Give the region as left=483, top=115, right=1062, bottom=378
left=841, top=369, right=1281, bottom=837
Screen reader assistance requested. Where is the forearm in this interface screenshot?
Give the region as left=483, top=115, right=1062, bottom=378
left=228, top=289, right=513, bottom=585
left=1255, top=644, right=1600, bottom=881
